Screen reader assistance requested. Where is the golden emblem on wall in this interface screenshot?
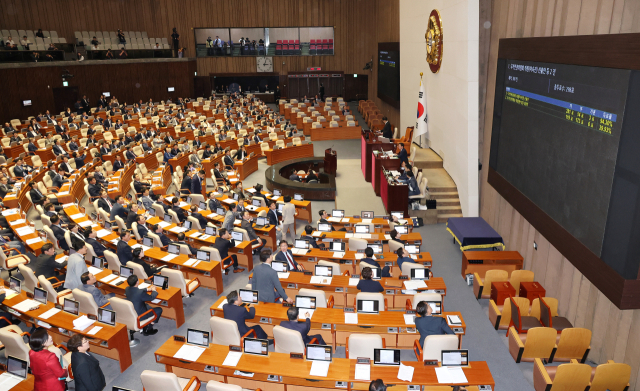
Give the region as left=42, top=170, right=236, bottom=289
left=425, top=9, right=443, bottom=73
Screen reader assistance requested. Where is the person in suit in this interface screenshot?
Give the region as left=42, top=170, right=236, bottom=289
left=223, top=290, right=267, bottom=339
left=360, top=247, right=391, bottom=277
left=172, top=233, right=197, bottom=255
left=125, top=274, right=162, bottom=335
left=300, top=225, right=323, bottom=249
left=222, top=149, right=235, bottom=169
left=235, top=146, right=248, bottom=160
left=124, top=146, right=136, bottom=161
left=78, top=272, right=113, bottom=310
left=406, top=171, right=420, bottom=198
left=117, top=230, right=134, bottom=264
left=134, top=215, right=149, bottom=238
left=396, top=247, right=416, bottom=272
left=29, top=181, right=48, bottom=207
left=252, top=249, right=293, bottom=303
left=96, top=190, right=114, bottom=214
left=190, top=170, right=204, bottom=195
left=289, top=170, right=301, bottom=182
left=222, top=203, right=237, bottom=232
left=164, top=134, right=175, bottom=144
left=87, top=178, right=103, bottom=200
left=58, top=156, right=74, bottom=175
left=279, top=306, right=326, bottom=345
left=50, top=215, right=70, bottom=251
left=139, top=188, right=154, bottom=211
left=213, top=162, right=230, bottom=185
left=415, top=300, right=454, bottom=348
left=27, top=138, right=38, bottom=155
left=208, top=191, right=222, bottom=212
left=202, top=145, right=214, bottom=159
left=305, top=170, right=319, bottom=182
left=241, top=211, right=264, bottom=254
left=213, top=228, right=244, bottom=274
left=72, top=151, right=86, bottom=169
left=389, top=229, right=405, bottom=245
left=275, top=241, right=303, bottom=271
left=381, top=117, right=392, bottom=139
left=28, top=329, right=68, bottom=391
left=67, top=333, right=107, bottom=391
left=152, top=224, right=171, bottom=246
left=281, top=196, right=296, bottom=243
left=397, top=143, right=409, bottom=166
left=190, top=205, right=208, bottom=228
left=0, top=176, right=13, bottom=199
left=29, top=243, right=66, bottom=281
left=265, top=201, right=282, bottom=243
left=63, top=240, right=89, bottom=290
left=48, top=165, right=68, bottom=190
left=170, top=198, right=187, bottom=222
left=126, top=204, right=139, bottom=228
left=130, top=247, right=163, bottom=277
left=357, top=267, right=384, bottom=292
left=84, top=228, right=106, bottom=257
left=112, top=155, right=125, bottom=171
left=319, top=83, right=325, bottom=101
left=109, top=195, right=128, bottom=221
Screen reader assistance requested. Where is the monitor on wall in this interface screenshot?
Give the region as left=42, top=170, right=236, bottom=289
left=377, top=42, right=400, bottom=109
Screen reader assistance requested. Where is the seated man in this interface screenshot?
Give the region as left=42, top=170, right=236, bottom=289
left=213, top=228, right=244, bottom=274
left=29, top=243, right=66, bottom=281
left=357, top=267, right=384, bottom=293
left=130, top=247, right=164, bottom=277
left=275, top=241, right=303, bottom=271
left=359, top=247, right=391, bottom=278
left=152, top=224, right=171, bottom=246
left=389, top=229, right=405, bottom=245
left=396, top=247, right=416, bottom=272
left=78, top=272, right=114, bottom=310
left=223, top=290, right=268, bottom=339
left=125, top=274, right=162, bottom=336
left=84, top=228, right=106, bottom=257
left=172, top=232, right=197, bottom=255
left=300, top=224, right=323, bottom=249
left=279, top=306, right=326, bottom=345
left=415, top=300, right=454, bottom=348
left=190, top=205, right=208, bottom=228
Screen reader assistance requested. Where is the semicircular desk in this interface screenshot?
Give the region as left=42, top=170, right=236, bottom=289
left=265, top=157, right=336, bottom=201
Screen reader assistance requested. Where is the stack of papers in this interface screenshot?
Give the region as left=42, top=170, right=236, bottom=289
left=87, top=326, right=103, bottom=335
left=173, top=345, right=206, bottom=361
left=26, top=237, right=43, bottom=245
left=348, top=278, right=360, bottom=286
left=298, top=309, right=315, bottom=320
left=384, top=234, right=392, bottom=240
left=435, top=367, right=468, bottom=384
left=169, top=227, right=187, bottom=233
left=341, top=218, right=350, bottom=223
left=57, top=191, right=70, bottom=196
left=345, top=313, right=358, bottom=324
left=333, top=252, right=345, bottom=258
left=291, top=248, right=308, bottom=255
left=188, top=232, right=202, bottom=238
left=233, top=219, right=241, bottom=225
left=100, top=274, right=117, bottom=283
left=56, top=255, right=69, bottom=264
left=12, top=299, right=42, bottom=312
left=397, top=363, right=414, bottom=381
left=162, top=254, right=179, bottom=262
left=70, top=213, right=84, bottom=219
left=310, top=276, right=332, bottom=285
left=310, top=361, right=330, bottom=377
left=277, top=272, right=290, bottom=279
left=138, top=283, right=151, bottom=290
left=218, top=299, right=228, bottom=309
left=354, top=253, right=365, bottom=260
left=327, top=217, right=341, bottom=222
left=96, top=229, right=111, bottom=238
left=247, top=189, right=256, bottom=193
left=311, top=232, right=322, bottom=237
left=8, top=219, right=25, bottom=226
left=39, top=308, right=61, bottom=320
left=354, top=364, right=370, bottom=380
left=178, top=202, right=188, bottom=208
left=361, top=219, right=373, bottom=224
left=403, top=280, right=428, bottom=290
left=73, top=315, right=95, bottom=330
left=1, top=209, right=18, bottom=216
left=183, top=259, right=197, bottom=266
left=16, top=226, right=35, bottom=235
left=88, top=266, right=102, bottom=275
left=158, top=221, right=172, bottom=228
left=222, top=351, right=242, bottom=366
left=222, top=198, right=235, bottom=204
left=79, top=220, right=93, bottom=227
left=0, top=373, right=25, bottom=389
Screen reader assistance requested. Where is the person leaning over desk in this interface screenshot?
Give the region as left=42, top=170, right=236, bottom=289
left=279, top=306, right=326, bottom=345
left=252, top=249, right=294, bottom=304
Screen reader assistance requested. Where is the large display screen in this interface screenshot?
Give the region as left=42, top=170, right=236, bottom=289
left=490, top=59, right=630, bottom=257
left=377, top=42, right=400, bottom=109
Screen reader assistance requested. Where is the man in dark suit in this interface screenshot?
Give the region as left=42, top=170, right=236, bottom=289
left=213, top=228, right=244, bottom=274
left=52, top=140, right=67, bottom=157
left=164, top=134, right=175, bottom=144
left=241, top=211, right=264, bottom=254
left=301, top=225, right=323, bottom=249
left=72, top=152, right=86, bottom=169
left=266, top=201, right=281, bottom=227
left=152, top=224, right=171, bottom=246
left=103, top=117, right=112, bottom=129
left=125, top=274, right=162, bottom=335
left=223, top=290, right=267, bottom=339
left=130, top=247, right=163, bottom=277
left=50, top=215, right=69, bottom=251
left=222, top=150, right=234, bottom=169
left=68, top=138, right=79, bottom=151
left=97, top=190, right=114, bottom=213
left=319, top=83, right=325, bottom=101
left=397, top=143, right=409, bottom=166
left=87, top=178, right=102, bottom=201
left=275, top=241, right=302, bottom=271
left=381, top=117, right=393, bottom=139
left=171, top=199, right=187, bottom=223
left=356, top=267, right=384, bottom=293
left=54, top=123, right=66, bottom=134
left=279, top=306, right=326, bottom=345
left=213, top=162, right=230, bottom=185
left=172, top=233, right=197, bottom=255
left=27, top=138, right=38, bottom=155
left=190, top=205, right=208, bottom=228
left=99, top=142, right=111, bottom=156
left=415, top=300, right=454, bottom=347
left=192, top=137, right=202, bottom=149
left=109, top=195, right=128, bottom=221
left=0, top=177, right=13, bottom=199
left=124, top=146, right=136, bottom=161
left=29, top=181, right=47, bottom=207
left=289, top=170, right=301, bottom=182
left=112, top=155, right=125, bottom=171
left=126, top=204, right=139, bottom=228
left=163, top=147, right=175, bottom=165
left=396, top=247, right=416, bottom=272
left=58, top=156, right=74, bottom=175
left=117, top=231, right=134, bottom=264
left=208, top=191, right=222, bottom=212
left=28, top=243, right=66, bottom=280
left=135, top=215, right=149, bottom=238
left=13, top=159, right=30, bottom=178
left=85, top=228, right=106, bottom=257
left=190, top=170, right=204, bottom=195
left=360, top=247, right=391, bottom=277
left=48, top=164, right=69, bottom=191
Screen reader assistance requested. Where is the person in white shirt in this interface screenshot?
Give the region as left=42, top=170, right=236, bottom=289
left=63, top=240, right=89, bottom=290
left=20, top=36, right=31, bottom=49
left=76, top=52, right=84, bottom=62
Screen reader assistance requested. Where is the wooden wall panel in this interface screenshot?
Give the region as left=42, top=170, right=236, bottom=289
left=480, top=0, right=640, bottom=387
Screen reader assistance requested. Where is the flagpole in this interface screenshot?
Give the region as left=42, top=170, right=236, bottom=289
left=419, top=72, right=423, bottom=148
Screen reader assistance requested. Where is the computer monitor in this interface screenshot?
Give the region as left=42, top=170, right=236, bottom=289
left=368, top=244, right=383, bottom=254
left=239, top=289, right=259, bottom=304
left=98, top=308, right=116, bottom=326
left=186, top=196, right=192, bottom=204
left=187, top=328, right=210, bottom=347
left=373, top=348, right=401, bottom=365
left=205, top=226, right=216, bottom=236
left=332, top=210, right=345, bottom=218
left=63, top=298, right=80, bottom=316
left=294, top=193, right=303, bottom=201
left=233, top=192, right=239, bottom=201
left=168, top=244, right=180, bottom=255
left=9, top=276, right=21, bottom=293
left=196, top=250, right=211, bottom=262
left=295, top=295, right=316, bottom=309
left=331, top=242, right=345, bottom=252
left=277, top=203, right=284, bottom=212
left=256, top=217, right=267, bottom=226
left=273, top=189, right=282, bottom=197
left=137, top=200, right=143, bottom=209
left=33, top=287, right=48, bottom=305
left=391, top=211, right=404, bottom=220
left=355, top=225, right=370, bottom=234
left=410, top=268, right=430, bottom=280
left=395, top=225, right=408, bottom=234
left=6, top=356, right=28, bottom=379
left=294, top=239, right=309, bottom=249
left=147, top=208, right=156, bottom=217
left=441, top=350, right=469, bottom=367
left=306, top=344, right=332, bottom=362
left=318, top=223, right=332, bottom=232
left=152, top=274, right=169, bottom=289
left=361, top=211, right=374, bottom=219
left=231, top=231, right=244, bottom=242
left=370, top=267, right=381, bottom=280
left=271, top=260, right=288, bottom=272
left=243, top=338, right=269, bottom=356
left=216, top=207, right=225, bottom=215
left=104, top=221, right=112, bottom=231
left=427, top=301, right=442, bottom=315
left=119, top=266, right=133, bottom=278
left=315, top=265, right=333, bottom=277
left=143, top=236, right=153, bottom=247
left=356, top=299, right=379, bottom=314
left=163, top=214, right=172, bottom=223
left=92, top=256, right=104, bottom=269
left=252, top=199, right=261, bottom=207
left=199, top=201, right=207, bottom=210
left=183, top=220, right=192, bottom=229
left=405, top=244, right=420, bottom=254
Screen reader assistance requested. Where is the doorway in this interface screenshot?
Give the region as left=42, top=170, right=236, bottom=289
left=52, top=86, right=79, bottom=114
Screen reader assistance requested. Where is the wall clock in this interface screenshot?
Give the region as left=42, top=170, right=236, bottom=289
left=257, top=57, right=273, bottom=72
left=425, top=9, right=443, bottom=73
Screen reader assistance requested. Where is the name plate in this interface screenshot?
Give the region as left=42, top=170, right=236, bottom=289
left=408, top=386, right=420, bottom=391
left=335, top=382, right=348, bottom=388
left=335, top=287, right=344, bottom=292
left=173, top=336, right=186, bottom=343
left=259, top=317, right=271, bottom=324
left=436, top=289, right=445, bottom=295
left=478, top=386, right=492, bottom=391
left=385, top=262, right=393, bottom=267
left=405, top=327, right=416, bottom=333
left=406, top=310, right=416, bottom=314
left=343, top=307, right=355, bottom=313
left=290, top=352, right=304, bottom=359
left=385, top=289, right=395, bottom=295
left=308, top=257, right=317, bottom=263
left=423, top=261, right=432, bottom=267
left=267, top=375, right=281, bottom=382
left=229, top=345, right=242, bottom=352
left=282, top=302, right=294, bottom=307
left=356, top=357, right=370, bottom=365
left=387, top=327, right=398, bottom=333
left=424, top=360, right=438, bottom=366
left=287, top=283, right=297, bottom=289
left=303, top=271, right=313, bottom=276
left=344, top=260, right=352, bottom=265
left=321, top=323, right=332, bottom=330
left=204, top=365, right=217, bottom=373
left=399, top=276, right=409, bottom=280
left=453, top=327, right=464, bottom=334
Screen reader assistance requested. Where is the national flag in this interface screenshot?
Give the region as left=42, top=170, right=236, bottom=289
left=414, top=78, right=428, bottom=140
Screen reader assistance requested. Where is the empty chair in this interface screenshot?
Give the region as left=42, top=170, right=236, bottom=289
left=413, top=334, right=459, bottom=362
left=17, top=264, right=39, bottom=294
left=533, top=358, right=591, bottom=391
left=510, top=270, right=534, bottom=293
left=0, top=327, right=31, bottom=364
left=406, top=292, right=442, bottom=310
left=508, top=326, right=558, bottom=363
left=140, top=370, right=200, bottom=391
left=551, top=328, right=591, bottom=363
left=298, top=288, right=333, bottom=308
left=346, top=333, right=383, bottom=359
left=161, top=268, right=200, bottom=297
left=1, top=244, right=30, bottom=277
left=539, top=297, right=573, bottom=332
left=348, top=238, right=368, bottom=251
left=588, top=361, right=631, bottom=391
left=318, top=259, right=345, bottom=276
left=473, top=269, right=509, bottom=299
left=489, top=296, right=530, bottom=330
left=509, top=296, right=542, bottom=334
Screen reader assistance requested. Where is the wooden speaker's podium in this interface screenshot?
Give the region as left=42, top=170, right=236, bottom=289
left=324, top=148, right=337, bottom=175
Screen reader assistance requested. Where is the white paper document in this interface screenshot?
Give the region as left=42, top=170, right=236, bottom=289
left=311, top=232, right=322, bottom=237
left=332, top=252, right=345, bottom=258
left=435, top=366, right=468, bottom=384
left=8, top=219, right=25, bottom=225
left=79, top=220, right=93, bottom=227
left=12, top=299, right=42, bottom=312
left=183, top=259, right=197, bottom=266
left=298, top=309, right=314, bottom=320
left=87, top=326, right=103, bottom=335
left=111, top=277, right=127, bottom=285
left=403, top=314, right=416, bottom=325
left=447, top=315, right=462, bottom=325
left=291, top=248, right=308, bottom=255
left=341, top=218, right=350, bottom=223
left=310, top=360, right=330, bottom=377
left=198, top=234, right=211, bottom=240
left=100, top=274, right=117, bottom=283
left=25, top=237, right=43, bottom=245
left=0, top=372, right=24, bottom=389
left=96, top=229, right=111, bottom=238
left=344, top=313, right=358, bottom=324
left=218, top=299, right=228, bottom=309
left=57, top=191, right=70, bottom=196
left=70, top=213, right=84, bottom=219
left=345, top=233, right=354, bottom=238
left=173, top=345, right=206, bottom=362
left=162, top=254, right=179, bottom=262
left=277, top=272, right=290, bottom=279
left=169, top=227, right=187, bottom=233
left=138, top=283, right=150, bottom=290
left=1, top=209, right=18, bottom=216
left=189, top=232, right=202, bottom=238
left=39, top=308, right=61, bottom=320
left=222, top=198, right=235, bottom=204
left=73, top=315, right=95, bottom=330
left=56, top=255, right=69, bottom=264
left=222, top=351, right=243, bottom=366
left=327, top=217, right=341, bottom=222
left=361, top=219, right=373, bottom=224
left=158, top=221, right=172, bottom=228
left=384, top=234, right=392, bottom=240
left=349, top=278, right=360, bottom=286
left=354, top=364, right=370, bottom=380
left=16, top=226, right=34, bottom=235
left=397, top=363, right=414, bottom=382
left=403, top=280, right=427, bottom=290
left=310, top=276, right=332, bottom=285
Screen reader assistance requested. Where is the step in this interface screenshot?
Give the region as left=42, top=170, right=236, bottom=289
left=436, top=198, right=460, bottom=207
left=437, top=205, right=462, bottom=215
left=430, top=191, right=458, bottom=199
left=429, top=186, right=458, bottom=193
left=413, top=160, right=443, bottom=169
left=437, top=213, right=463, bottom=224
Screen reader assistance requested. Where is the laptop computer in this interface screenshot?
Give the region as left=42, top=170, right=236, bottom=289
left=295, top=295, right=316, bottom=319
left=361, top=211, right=374, bottom=219
left=92, top=256, right=104, bottom=270
left=331, top=242, right=346, bottom=252
left=368, top=244, right=383, bottom=254
left=273, top=189, right=282, bottom=197
left=277, top=203, right=284, bottom=212
left=294, top=239, right=309, bottom=249
left=112, top=387, right=135, bottom=391
left=9, top=277, right=21, bottom=293
left=119, top=266, right=133, bottom=278
left=1, top=355, right=28, bottom=382
left=183, top=220, right=192, bottom=230
left=252, top=199, right=262, bottom=207
left=391, top=211, right=404, bottom=220
left=216, top=207, right=226, bottom=215
left=355, top=225, right=370, bottom=234
left=306, top=344, right=332, bottom=362
left=239, top=289, right=259, bottom=304
left=168, top=244, right=180, bottom=255
left=104, top=221, right=113, bottom=231
left=205, top=226, right=217, bottom=236
left=163, top=214, right=173, bottom=223
left=318, top=223, right=332, bottom=232
left=427, top=301, right=442, bottom=315
left=186, top=328, right=210, bottom=347
left=405, top=244, right=420, bottom=254
left=33, top=287, right=48, bottom=305
left=294, top=193, right=303, bottom=201
left=357, top=299, right=380, bottom=314
left=98, top=307, right=116, bottom=326
left=441, top=350, right=469, bottom=367
left=147, top=208, right=156, bottom=217
left=254, top=216, right=267, bottom=228
left=143, top=236, right=154, bottom=247
left=63, top=298, right=80, bottom=316
left=152, top=274, right=169, bottom=289
left=243, top=337, right=269, bottom=356
left=315, top=265, right=333, bottom=277
left=271, top=260, right=288, bottom=272
left=395, top=225, right=408, bottom=234
left=410, top=268, right=430, bottom=280
left=196, top=250, right=211, bottom=262
left=231, top=231, right=244, bottom=242
left=199, top=201, right=207, bottom=210
left=374, top=348, right=401, bottom=365
left=332, top=210, right=345, bottom=218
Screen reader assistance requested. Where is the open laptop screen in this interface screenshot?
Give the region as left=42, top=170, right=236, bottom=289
left=63, top=298, right=80, bottom=316
left=332, top=210, right=344, bottom=218
left=6, top=356, right=28, bottom=379
left=187, top=328, right=210, bottom=347
left=441, top=350, right=469, bottom=366
left=315, top=265, right=333, bottom=277
left=98, top=308, right=116, bottom=326
left=357, top=299, right=379, bottom=314
left=318, top=223, right=332, bottom=232
left=33, top=287, right=48, bottom=305
left=373, top=348, right=401, bottom=365
left=243, top=338, right=269, bottom=356
left=239, top=289, right=259, bottom=304
left=306, top=344, right=332, bottom=362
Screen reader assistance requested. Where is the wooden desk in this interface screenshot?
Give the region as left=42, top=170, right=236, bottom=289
left=233, top=154, right=259, bottom=180
left=361, top=132, right=395, bottom=182
left=310, top=231, right=422, bottom=253
left=461, top=251, right=524, bottom=279
left=210, top=298, right=464, bottom=348
left=490, top=282, right=515, bottom=306
left=372, top=154, right=403, bottom=196
left=2, top=291, right=132, bottom=372
left=309, top=126, right=362, bottom=141
left=0, top=371, right=34, bottom=390
left=264, top=144, right=314, bottom=166
left=5, top=212, right=49, bottom=255
left=519, top=282, right=545, bottom=301
left=380, top=170, right=409, bottom=217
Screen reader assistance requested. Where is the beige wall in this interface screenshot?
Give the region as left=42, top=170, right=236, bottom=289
left=481, top=0, right=640, bottom=388
left=400, top=0, right=480, bottom=216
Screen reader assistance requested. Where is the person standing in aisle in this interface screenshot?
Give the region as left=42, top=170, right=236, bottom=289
left=171, top=28, right=180, bottom=57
